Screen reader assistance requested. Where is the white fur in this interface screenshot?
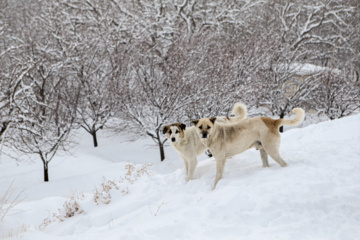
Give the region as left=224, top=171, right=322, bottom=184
left=164, top=102, right=247, bottom=181
left=192, top=108, right=305, bottom=189
left=169, top=126, right=207, bottom=181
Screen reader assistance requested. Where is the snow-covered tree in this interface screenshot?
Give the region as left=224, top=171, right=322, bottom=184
left=119, top=46, right=195, bottom=161
left=315, top=68, right=360, bottom=120
left=0, top=1, right=37, bottom=160
left=244, top=36, right=321, bottom=131
left=8, top=2, right=79, bottom=181
left=12, top=62, right=78, bottom=182
left=1, top=0, right=359, bottom=166
left=0, top=62, right=33, bottom=149
left=175, top=33, right=245, bottom=119
left=75, top=63, right=122, bottom=147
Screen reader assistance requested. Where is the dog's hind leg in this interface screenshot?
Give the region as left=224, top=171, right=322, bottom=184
left=252, top=141, right=269, bottom=167
left=259, top=148, right=269, bottom=167
left=261, top=133, right=288, bottom=167
left=267, top=150, right=287, bottom=167
left=262, top=139, right=287, bottom=167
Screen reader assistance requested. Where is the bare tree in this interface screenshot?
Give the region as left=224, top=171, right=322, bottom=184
left=1, top=0, right=359, bottom=168
left=315, top=68, right=360, bottom=120
left=9, top=1, right=79, bottom=181
left=258, top=0, right=355, bottom=62
left=0, top=62, right=34, bottom=162
left=119, top=47, right=194, bottom=161
left=12, top=62, right=78, bottom=182
left=0, top=0, right=37, bottom=161
left=75, top=60, right=121, bottom=147
left=58, top=0, right=140, bottom=147
left=243, top=35, right=320, bottom=131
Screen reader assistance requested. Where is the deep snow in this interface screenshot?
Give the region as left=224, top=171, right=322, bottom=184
left=1, top=114, right=359, bottom=240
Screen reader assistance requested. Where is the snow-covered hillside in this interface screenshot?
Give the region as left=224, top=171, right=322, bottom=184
left=1, top=114, right=360, bottom=240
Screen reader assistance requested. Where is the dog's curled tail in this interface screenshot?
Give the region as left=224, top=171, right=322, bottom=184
left=278, top=108, right=305, bottom=127
left=231, top=102, right=248, bottom=120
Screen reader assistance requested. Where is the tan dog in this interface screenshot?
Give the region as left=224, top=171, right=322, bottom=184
left=191, top=108, right=305, bottom=189
left=163, top=103, right=247, bottom=181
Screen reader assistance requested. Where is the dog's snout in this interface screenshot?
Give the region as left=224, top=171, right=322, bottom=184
left=201, top=132, right=208, bottom=138
left=171, top=137, right=176, bottom=142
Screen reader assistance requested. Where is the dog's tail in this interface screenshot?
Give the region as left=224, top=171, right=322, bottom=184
left=230, top=102, right=248, bottom=120
left=277, top=108, right=305, bottom=127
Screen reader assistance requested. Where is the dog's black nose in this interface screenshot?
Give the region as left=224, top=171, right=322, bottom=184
left=171, top=138, right=176, bottom=142
left=201, top=133, right=207, bottom=138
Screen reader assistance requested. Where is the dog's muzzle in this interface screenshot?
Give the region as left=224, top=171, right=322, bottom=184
left=171, top=137, right=176, bottom=142
left=201, top=133, right=208, bottom=138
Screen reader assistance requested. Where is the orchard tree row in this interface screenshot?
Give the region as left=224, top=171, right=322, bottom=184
left=0, top=0, right=359, bottom=180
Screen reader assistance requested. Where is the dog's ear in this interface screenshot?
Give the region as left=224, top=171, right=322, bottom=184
left=178, top=124, right=186, bottom=138
left=191, top=119, right=199, bottom=126
left=162, top=125, right=169, bottom=134
left=210, top=117, right=217, bottom=124
left=180, top=123, right=186, bottom=130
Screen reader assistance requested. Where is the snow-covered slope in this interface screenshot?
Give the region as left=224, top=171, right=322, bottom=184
left=1, top=114, right=359, bottom=240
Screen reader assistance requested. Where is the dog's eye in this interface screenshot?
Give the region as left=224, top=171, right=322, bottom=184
left=175, top=130, right=179, bottom=134
left=199, top=126, right=203, bottom=130
left=169, top=130, right=172, bottom=134
left=207, top=125, right=211, bottom=129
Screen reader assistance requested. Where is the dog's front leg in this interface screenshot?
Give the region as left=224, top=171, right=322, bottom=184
left=260, top=148, right=269, bottom=167
left=182, top=157, right=190, bottom=180
left=186, top=158, right=198, bottom=181
left=213, top=153, right=226, bottom=190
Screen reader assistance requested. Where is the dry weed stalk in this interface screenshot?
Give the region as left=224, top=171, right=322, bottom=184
left=0, top=180, right=25, bottom=222
left=94, top=177, right=122, bottom=205
left=1, top=224, right=28, bottom=239
left=94, top=162, right=151, bottom=205
left=148, top=202, right=167, bottom=217
left=125, top=162, right=136, bottom=183
left=63, top=195, right=84, bottom=218
left=39, top=192, right=84, bottom=230
left=39, top=162, right=152, bottom=229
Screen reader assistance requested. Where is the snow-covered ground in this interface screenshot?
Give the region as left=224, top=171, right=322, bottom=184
left=1, top=114, right=360, bottom=240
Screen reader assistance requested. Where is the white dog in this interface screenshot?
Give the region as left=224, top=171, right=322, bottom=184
left=191, top=108, right=305, bottom=189
left=163, top=103, right=247, bottom=181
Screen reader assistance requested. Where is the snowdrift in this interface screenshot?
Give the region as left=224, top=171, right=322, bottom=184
left=1, top=114, right=359, bottom=240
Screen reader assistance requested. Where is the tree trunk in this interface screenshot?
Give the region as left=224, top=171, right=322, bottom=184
left=147, top=130, right=166, bottom=162
left=156, top=130, right=165, bottom=161
left=92, top=130, right=98, bottom=147
left=159, top=142, right=165, bottom=161
left=43, top=162, right=49, bottom=182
